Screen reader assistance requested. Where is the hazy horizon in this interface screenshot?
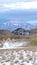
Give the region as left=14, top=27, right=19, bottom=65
left=0, top=0, right=37, bottom=31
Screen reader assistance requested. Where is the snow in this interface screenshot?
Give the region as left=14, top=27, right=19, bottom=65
left=3, top=42, right=23, bottom=48
left=0, top=62, right=10, bottom=65
left=2, top=41, right=28, bottom=49
left=0, top=50, right=37, bottom=65
left=0, top=41, right=37, bottom=65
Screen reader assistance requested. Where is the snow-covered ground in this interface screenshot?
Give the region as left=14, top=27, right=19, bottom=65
left=0, top=41, right=29, bottom=49
left=0, top=50, right=37, bottom=65
left=3, top=42, right=26, bottom=48
left=0, top=41, right=37, bottom=65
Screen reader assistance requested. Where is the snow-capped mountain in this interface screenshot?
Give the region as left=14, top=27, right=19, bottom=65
left=0, top=22, right=37, bottom=31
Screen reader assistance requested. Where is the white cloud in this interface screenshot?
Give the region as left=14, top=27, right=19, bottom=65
left=1, top=1, right=37, bottom=10
left=0, top=0, right=37, bottom=3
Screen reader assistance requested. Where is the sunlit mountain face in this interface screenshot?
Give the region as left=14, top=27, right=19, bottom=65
left=0, top=9, right=37, bottom=31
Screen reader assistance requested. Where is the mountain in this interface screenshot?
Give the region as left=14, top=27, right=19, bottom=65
left=12, top=27, right=37, bottom=36
left=12, top=28, right=29, bottom=35
left=13, top=28, right=25, bottom=32
left=0, top=30, right=13, bottom=40
left=0, top=9, right=37, bottom=31
left=0, top=22, right=34, bottom=31
left=0, top=27, right=37, bottom=40
left=0, top=29, right=26, bottom=40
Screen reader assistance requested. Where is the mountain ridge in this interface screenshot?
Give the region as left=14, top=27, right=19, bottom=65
left=0, top=27, right=37, bottom=40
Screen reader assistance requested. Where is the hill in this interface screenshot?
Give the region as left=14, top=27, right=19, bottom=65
left=12, top=28, right=29, bottom=35
left=0, top=28, right=37, bottom=40
left=0, top=30, right=13, bottom=40
left=29, top=28, right=37, bottom=35
left=0, top=29, right=25, bottom=40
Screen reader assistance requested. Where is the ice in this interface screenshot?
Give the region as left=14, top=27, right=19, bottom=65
left=2, top=41, right=28, bottom=49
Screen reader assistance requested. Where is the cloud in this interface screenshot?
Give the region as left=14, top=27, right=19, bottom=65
left=0, top=1, right=37, bottom=10
left=0, top=0, right=37, bottom=3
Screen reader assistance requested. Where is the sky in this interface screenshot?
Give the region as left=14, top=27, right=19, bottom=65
left=0, top=0, right=37, bottom=31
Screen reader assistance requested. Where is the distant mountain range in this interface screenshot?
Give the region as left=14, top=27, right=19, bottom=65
left=12, top=28, right=29, bottom=35
left=0, top=9, right=37, bottom=31
left=0, top=22, right=37, bottom=31
left=12, top=27, right=37, bottom=35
